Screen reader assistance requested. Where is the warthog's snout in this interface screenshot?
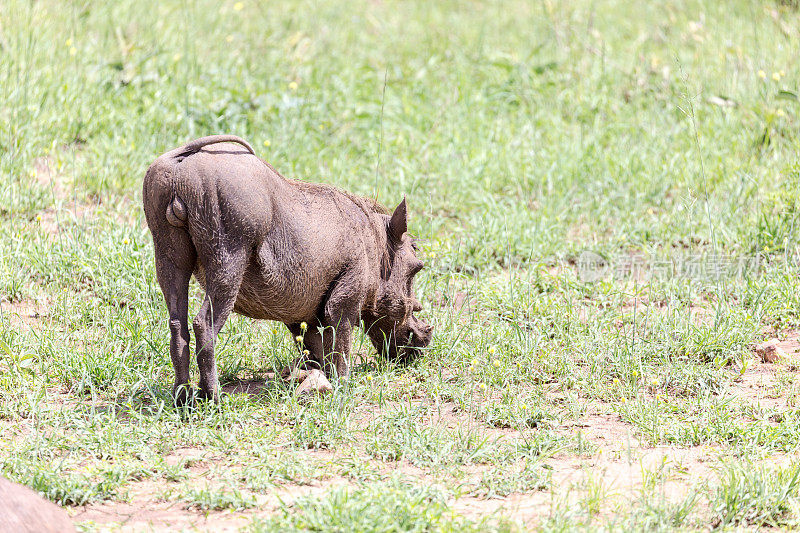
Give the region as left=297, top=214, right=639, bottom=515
left=407, top=315, right=433, bottom=348
left=366, top=313, right=433, bottom=363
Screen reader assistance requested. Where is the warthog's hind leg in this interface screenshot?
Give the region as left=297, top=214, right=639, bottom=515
left=155, top=262, right=194, bottom=406
left=193, top=248, right=248, bottom=402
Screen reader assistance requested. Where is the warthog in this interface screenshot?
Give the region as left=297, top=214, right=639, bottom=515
left=143, top=135, right=432, bottom=403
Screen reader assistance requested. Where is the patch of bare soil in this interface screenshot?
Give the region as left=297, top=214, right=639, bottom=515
left=162, top=447, right=216, bottom=472
left=616, top=294, right=714, bottom=322
left=454, top=408, right=715, bottom=529
left=34, top=197, right=138, bottom=237
left=452, top=448, right=716, bottom=529
left=731, top=363, right=779, bottom=403
left=221, top=378, right=277, bottom=397
left=432, top=290, right=477, bottom=315
left=69, top=469, right=353, bottom=532
left=734, top=331, right=800, bottom=410
left=37, top=203, right=99, bottom=235
left=33, top=154, right=70, bottom=201
left=0, top=297, right=50, bottom=329
left=31, top=151, right=91, bottom=235
left=561, top=411, right=642, bottom=450
left=552, top=407, right=715, bottom=493
left=775, top=333, right=800, bottom=359
left=30, top=150, right=137, bottom=235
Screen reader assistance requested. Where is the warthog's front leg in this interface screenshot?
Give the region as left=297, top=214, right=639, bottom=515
left=282, top=267, right=362, bottom=382
left=327, top=321, right=353, bottom=380
left=320, top=267, right=364, bottom=380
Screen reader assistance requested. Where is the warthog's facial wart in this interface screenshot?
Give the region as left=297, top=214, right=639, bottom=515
left=364, top=198, right=433, bottom=361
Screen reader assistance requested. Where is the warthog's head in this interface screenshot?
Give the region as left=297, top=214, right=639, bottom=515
left=364, top=198, right=433, bottom=362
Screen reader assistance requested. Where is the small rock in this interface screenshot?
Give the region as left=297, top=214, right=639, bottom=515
left=756, top=339, right=786, bottom=363
left=286, top=367, right=311, bottom=383
left=0, top=476, right=76, bottom=533
left=295, top=369, right=333, bottom=396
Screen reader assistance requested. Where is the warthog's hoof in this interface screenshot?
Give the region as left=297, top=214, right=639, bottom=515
left=294, top=369, right=333, bottom=396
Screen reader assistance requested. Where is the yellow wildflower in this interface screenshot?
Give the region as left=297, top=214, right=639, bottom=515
left=226, top=35, right=234, bottom=43
left=295, top=335, right=303, bottom=343
left=758, top=70, right=766, bottom=79
left=233, top=2, right=244, bottom=11
left=263, top=140, right=271, bottom=147
left=300, top=322, right=307, bottom=331
left=773, top=72, right=781, bottom=81
left=288, top=81, right=298, bottom=91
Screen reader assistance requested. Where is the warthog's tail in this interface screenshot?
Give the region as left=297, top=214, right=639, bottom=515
left=165, top=135, right=256, bottom=227
left=178, top=135, right=256, bottom=157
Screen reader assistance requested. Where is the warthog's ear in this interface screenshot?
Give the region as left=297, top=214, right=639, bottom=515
left=388, top=197, right=407, bottom=242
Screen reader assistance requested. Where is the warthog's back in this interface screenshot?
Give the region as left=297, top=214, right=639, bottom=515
left=144, top=139, right=278, bottom=243
left=143, top=136, right=381, bottom=323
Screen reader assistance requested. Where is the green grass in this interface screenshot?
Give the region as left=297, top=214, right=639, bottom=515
left=710, top=461, right=800, bottom=528
left=3, top=0, right=800, bottom=530
left=182, top=485, right=258, bottom=511
left=252, top=477, right=511, bottom=532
